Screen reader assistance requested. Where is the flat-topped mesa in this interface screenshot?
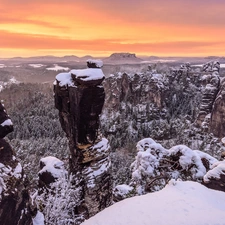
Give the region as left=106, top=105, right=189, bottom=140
left=54, top=60, right=112, bottom=222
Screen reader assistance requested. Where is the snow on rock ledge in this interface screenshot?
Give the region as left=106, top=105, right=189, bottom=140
left=55, top=61, right=105, bottom=87
left=203, top=160, right=225, bottom=192
left=204, top=161, right=225, bottom=182
left=71, top=68, right=105, bottom=86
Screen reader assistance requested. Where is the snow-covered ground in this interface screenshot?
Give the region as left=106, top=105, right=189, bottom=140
left=0, top=64, right=21, bottom=68
left=141, top=59, right=176, bottom=64
left=0, top=77, right=19, bottom=92
left=82, top=180, right=225, bottom=225
left=193, top=63, right=225, bottom=68
left=46, top=64, right=69, bottom=71
left=29, top=64, right=45, bottom=68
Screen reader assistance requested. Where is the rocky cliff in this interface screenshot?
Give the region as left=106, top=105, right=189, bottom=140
left=210, top=77, right=225, bottom=138
left=100, top=61, right=225, bottom=153
left=0, top=102, right=34, bottom=225
left=196, top=61, right=220, bottom=128
left=101, top=63, right=203, bottom=148
left=54, top=60, right=112, bottom=223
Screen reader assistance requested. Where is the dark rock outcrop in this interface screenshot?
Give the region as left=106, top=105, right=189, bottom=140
left=0, top=102, right=13, bottom=138
left=101, top=64, right=203, bottom=143
left=104, top=72, right=167, bottom=113
left=196, top=61, right=220, bottom=127
left=202, top=161, right=225, bottom=192
left=210, top=77, right=225, bottom=138
left=0, top=102, right=34, bottom=225
left=54, top=61, right=112, bottom=222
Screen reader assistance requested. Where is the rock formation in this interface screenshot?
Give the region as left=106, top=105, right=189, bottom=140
left=54, top=59, right=112, bottom=222
left=194, top=61, right=225, bottom=139
left=0, top=102, right=13, bottom=138
left=0, top=102, right=34, bottom=225
left=104, top=71, right=167, bottom=114
left=196, top=61, right=220, bottom=127
left=210, top=77, right=225, bottom=138
left=101, top=64, right=204, bottom=145
left=101, top=60, right=225, bottom=147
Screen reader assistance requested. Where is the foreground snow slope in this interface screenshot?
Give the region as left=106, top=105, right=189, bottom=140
left=82, top=180, right=225, bottom=225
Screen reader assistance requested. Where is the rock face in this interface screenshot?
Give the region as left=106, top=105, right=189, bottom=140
left=210, top=77, right=225, bottom=137
left=54, top=60, right=112, bottom=222
left=0, top=102, right=13, bottom=138
left=104, top=71, right=167, bottom=114
left=196, top=61, right=220, bottom=127
left=101, top=60, right=225, bottom=147
left=101, top=64, right=203, bottom=144
left=0, top=102, right=34, bottom=225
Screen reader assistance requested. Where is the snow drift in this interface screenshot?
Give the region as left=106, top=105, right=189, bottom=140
left=82, top=180, right=225, bottom=225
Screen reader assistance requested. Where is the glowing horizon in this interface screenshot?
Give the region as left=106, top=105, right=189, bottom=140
left=1, top=0, right=225, bottom=58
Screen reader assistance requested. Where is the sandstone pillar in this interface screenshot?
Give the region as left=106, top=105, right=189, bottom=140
left=54, top=60, right=112, bottom=221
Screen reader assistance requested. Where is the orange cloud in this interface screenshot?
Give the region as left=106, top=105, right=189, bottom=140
left=0, top=0, right=225, bottom=57
left=1, top=30, right=225, bottom=57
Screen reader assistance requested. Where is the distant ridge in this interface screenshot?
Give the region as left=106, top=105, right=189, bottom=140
left=80, top=55, right=94, bottom=61
left=1, top=54, right=225, bottom=64
left=5, top=55, right=80, bottom=62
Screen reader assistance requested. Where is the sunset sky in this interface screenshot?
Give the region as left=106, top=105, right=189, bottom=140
left=1, top=0, right=225, bottom=58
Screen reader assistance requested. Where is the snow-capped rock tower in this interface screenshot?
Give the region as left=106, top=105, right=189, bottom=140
left=54, top=59, right=112, bottom=222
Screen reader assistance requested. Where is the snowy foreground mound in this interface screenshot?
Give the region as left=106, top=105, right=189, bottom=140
left=82, top=180, right=225, bottom=225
